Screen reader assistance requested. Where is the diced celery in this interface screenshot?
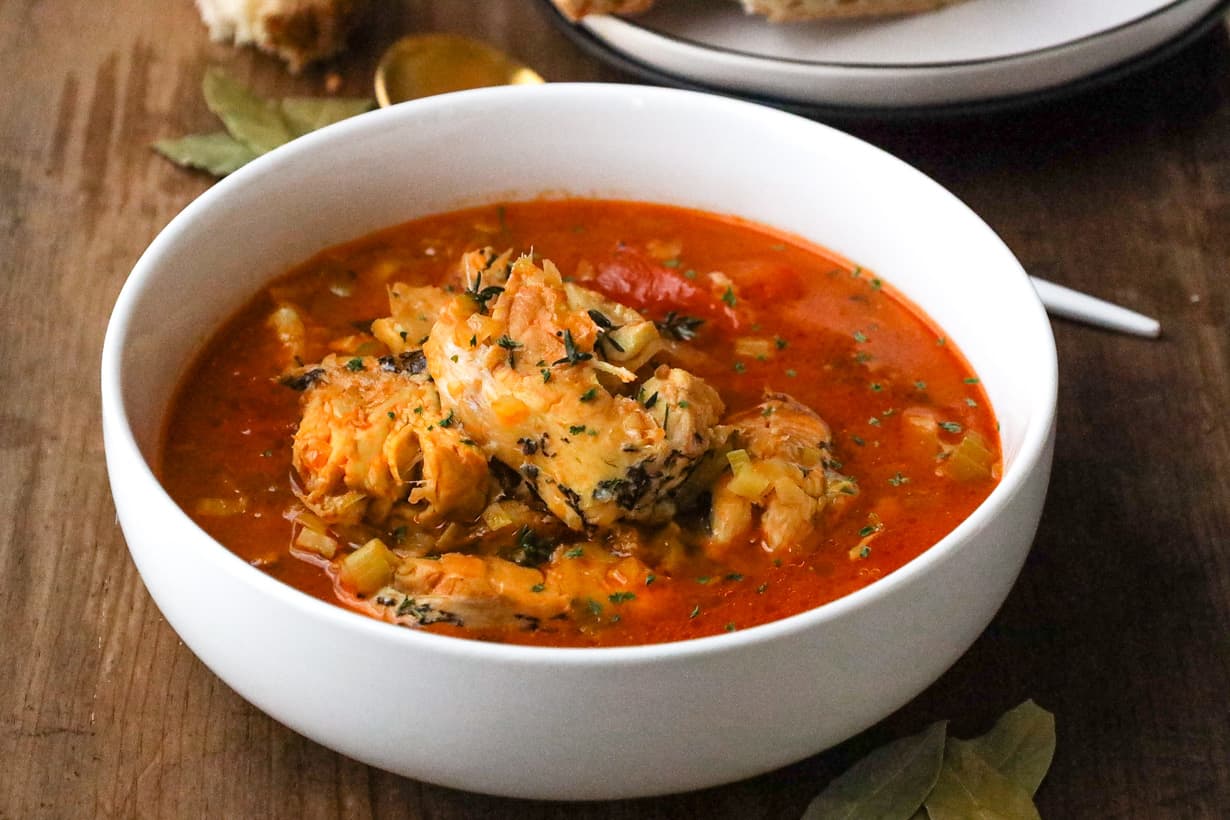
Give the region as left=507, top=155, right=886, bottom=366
left=193, top=496, right=248, bottom=516
left=726, top=448, right=752, bottom=473
left=943, top=431, right=995, bottom=482
left=734, top=337, right=773, bottom=359
left=339, top=539, right=398, bottom=596
left=481, top=502, right=515, bottom=532
left=294, top=527, right=337, bottom=559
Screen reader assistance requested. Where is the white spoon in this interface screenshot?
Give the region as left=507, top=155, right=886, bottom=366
left=1030, top=276, right=1161, bottom=338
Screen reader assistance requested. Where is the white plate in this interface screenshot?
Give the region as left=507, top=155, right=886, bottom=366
left=576, top=0, right=1225, bottom=108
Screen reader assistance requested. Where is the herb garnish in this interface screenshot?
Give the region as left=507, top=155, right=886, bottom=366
left=579, top=387, right=598, bottom=402
left=553, top=329, right=593, bottom=366
left=721, top=286, right=737, bottom=307
left=345, top=357, right=364, bottom=371
left=496, top=334, right=522, bottom=368
left=655, top=312, right=704, bottom=341
left=464, top=269, right=504, bottom=314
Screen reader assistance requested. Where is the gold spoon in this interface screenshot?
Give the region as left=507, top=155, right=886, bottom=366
left=374, top=33, right=545, bottom=107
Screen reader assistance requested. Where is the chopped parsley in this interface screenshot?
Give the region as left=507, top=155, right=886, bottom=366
left=889, top=472, right=910, bottom=487
left=689, top=604, right=701, bottom=619
left=579, top=387, right=599, bottom=402
left=569, top=424, right=587, bottom=435
left=437, top=409, right=455, bottom=428
left=565, top=546, right=584, bottom=559
left=721, top=286, right=737, bottom=307
left=345, top=357, right=364, bottom=371
left=608, top=591, right=636, bottom=604
left=939, top=421, right=964, bottom=434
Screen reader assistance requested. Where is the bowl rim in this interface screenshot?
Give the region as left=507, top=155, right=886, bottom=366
left=101, top=82, right=1058, bottom=666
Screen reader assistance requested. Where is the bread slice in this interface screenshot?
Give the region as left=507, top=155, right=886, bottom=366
left=195, top=0, right=368, bottom=72
left=549, top=0, right=657, bottom=21
left=739, top=0, right=968, bottom=22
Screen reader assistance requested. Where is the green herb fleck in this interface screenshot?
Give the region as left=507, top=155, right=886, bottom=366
left=734, top=361, right=747, bottom=374
left=565, top=546, right=584, bottom=559
left=345, top=357, right=364, bottom=371
left=786, top=368, right=797, bottom=378
left=939, top=421, right=964, bottom=433
left=721, top=286, right=737, bottom=307
left=569, top=424, right=587, bottom=435
left=580, top=387, right=599, bottom=402
left=853, top=330, right=869, bottom=343
left=775, top=336, right=788, bottom=350
left=889, top=472, right=910, bottom=487
left=609, top=591, right=636, bottom=604
left=689, top=604, right=701, bottom=619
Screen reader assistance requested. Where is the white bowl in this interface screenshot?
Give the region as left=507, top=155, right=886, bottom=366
left=101, top=84, right=1056, bottom=800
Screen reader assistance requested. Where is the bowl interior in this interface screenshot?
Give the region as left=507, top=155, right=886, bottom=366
left=106, top=82, right=1055, bottom=631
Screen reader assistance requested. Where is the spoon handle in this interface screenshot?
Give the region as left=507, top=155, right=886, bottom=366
left=1030, top=276, right=1162, bottom=338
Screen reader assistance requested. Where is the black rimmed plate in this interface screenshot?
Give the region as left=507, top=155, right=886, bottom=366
left=540, top=0, right=1229, bottom=118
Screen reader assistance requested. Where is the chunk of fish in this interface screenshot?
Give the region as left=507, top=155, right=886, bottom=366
left=423, top=253, right=724, bottom=529
left=710, top=393, right=853, bottom=552
left=291, top=352, right=489, bottom=526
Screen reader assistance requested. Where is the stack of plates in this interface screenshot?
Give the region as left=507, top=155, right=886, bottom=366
left=543, top=0, right=1228, bottom=115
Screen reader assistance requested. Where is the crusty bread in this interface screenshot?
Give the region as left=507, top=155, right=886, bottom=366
left=549, top=0, right=657, bottom=21
left=195, top=0, right=368, bottom=71
left=738, top=0, right=968, bottom=21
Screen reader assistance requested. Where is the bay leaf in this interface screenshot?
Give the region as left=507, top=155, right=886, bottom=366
left=202, top=68, right=294, bottom=155
left=280, top=97, right=374, bottom=137
left=152, top=132, right=258, bottom=176
left=925, top=741, right=1041, bottom=820
left=803, top=721, right=947, bottom=820
left=961, top=700, right=1055, bottom=796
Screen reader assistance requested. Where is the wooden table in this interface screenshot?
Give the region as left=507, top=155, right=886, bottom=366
left=3, top=1, right=1228, bottom=816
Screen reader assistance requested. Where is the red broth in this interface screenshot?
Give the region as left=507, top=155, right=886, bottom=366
left=160, top=199, right=999, bottom=647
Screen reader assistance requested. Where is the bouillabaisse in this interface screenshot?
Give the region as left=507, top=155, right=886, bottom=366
left=161, top=199, right=1000, bottom=647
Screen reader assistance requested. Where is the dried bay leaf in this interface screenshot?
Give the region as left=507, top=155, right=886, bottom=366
left=280, top=97, right=374, bottom=137
left=803, top=721, right=947, bottom=820
left=925, top=741, right=1041, bottom=820
left=961, top=699, right=1055, bottom=796
left=153, top=132, right=258, bottom=176
left=202, top=68, right=294, bottom=154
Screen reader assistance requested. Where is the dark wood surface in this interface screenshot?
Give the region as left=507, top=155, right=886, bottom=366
left=2, top=1, right=1228, bottom=816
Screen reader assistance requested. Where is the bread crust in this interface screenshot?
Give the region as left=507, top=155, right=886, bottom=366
left=196, top=0, right=368, bottom=72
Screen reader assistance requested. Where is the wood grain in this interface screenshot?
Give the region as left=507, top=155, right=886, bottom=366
left=1, top=1, right=1227, bottom=816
